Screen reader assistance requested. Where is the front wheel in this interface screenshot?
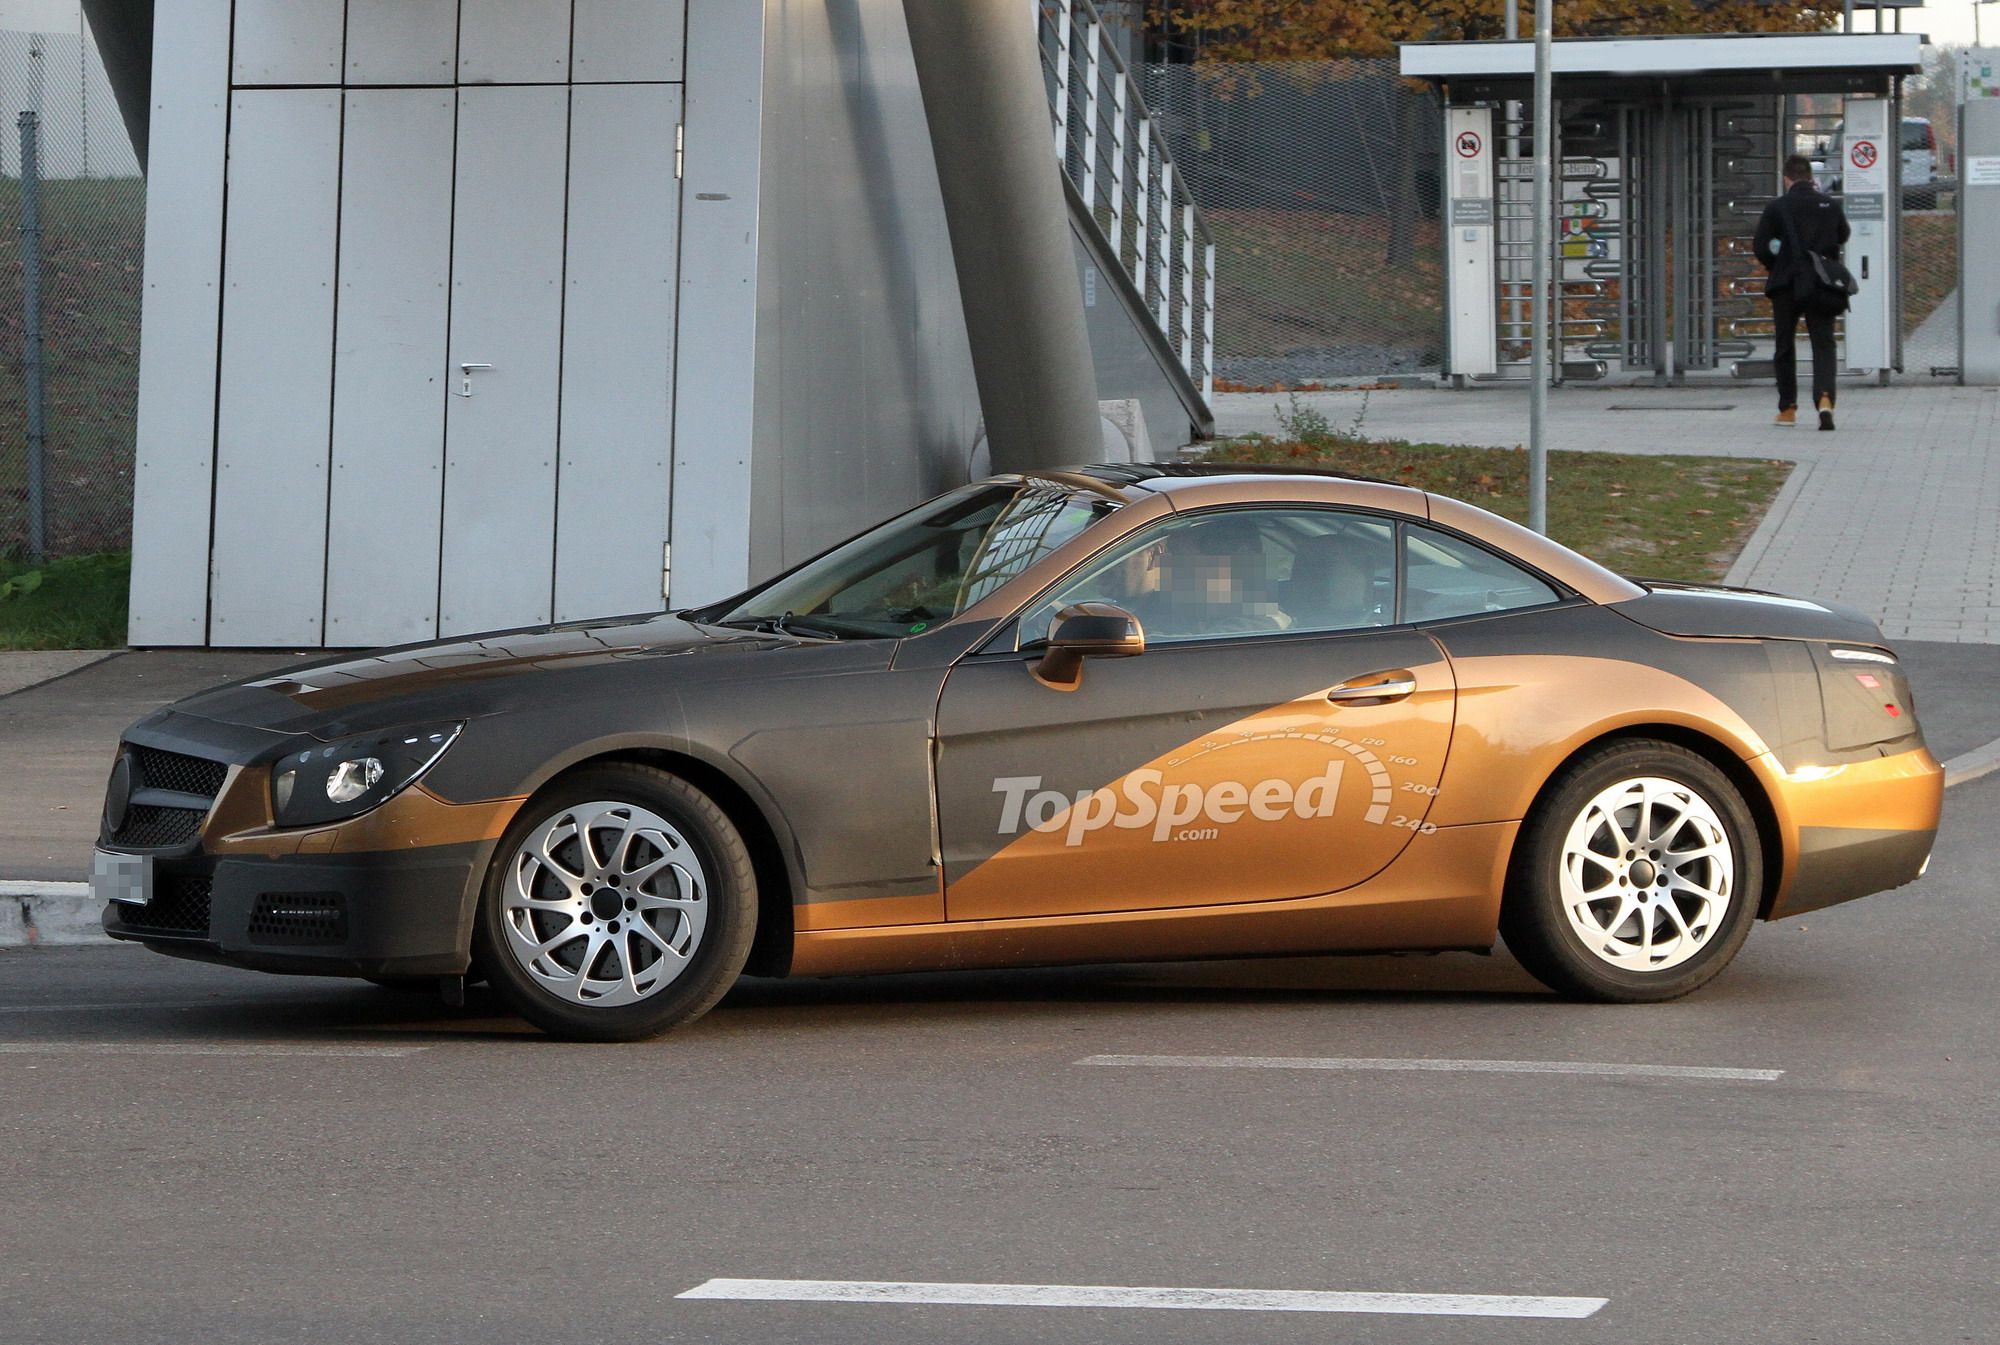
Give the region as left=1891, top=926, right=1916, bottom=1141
left=473, top=764, right=757, bottom=1041
left=1500, top=741, right=1761, bottom=1003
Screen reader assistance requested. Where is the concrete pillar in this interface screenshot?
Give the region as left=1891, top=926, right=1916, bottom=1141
left=902, top=0, right=1102, bottom=472
left=81, top=0, right=153, bottom=171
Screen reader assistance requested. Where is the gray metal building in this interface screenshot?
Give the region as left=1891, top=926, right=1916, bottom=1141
left=90, top=0, right=1210, bottom=648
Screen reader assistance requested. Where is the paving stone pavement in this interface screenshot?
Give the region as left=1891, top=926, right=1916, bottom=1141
left=1212, top=383, right=2000, bottom=643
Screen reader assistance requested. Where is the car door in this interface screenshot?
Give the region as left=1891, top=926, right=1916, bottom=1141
left=934, top=507, right=1457, bottom=922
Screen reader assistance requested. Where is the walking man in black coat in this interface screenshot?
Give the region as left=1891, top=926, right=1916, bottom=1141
left=1753, top=155, right=1851, bottom=431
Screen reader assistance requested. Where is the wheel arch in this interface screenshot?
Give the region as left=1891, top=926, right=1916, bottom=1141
left=1507, top=724, right=1785, bottom=921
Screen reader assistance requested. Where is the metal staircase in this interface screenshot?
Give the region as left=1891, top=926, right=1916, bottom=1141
left=1038, top=0, right=1217, bottom=423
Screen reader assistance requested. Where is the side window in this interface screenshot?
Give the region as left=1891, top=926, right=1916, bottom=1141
left=1025, top=509, right=1397, bottom=646
left=1403, top=523, right=1560, bottom=623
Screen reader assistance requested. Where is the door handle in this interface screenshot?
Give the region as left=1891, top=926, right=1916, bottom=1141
left=455, top=362, right=494, bottom=399
left=1327, top=674, right=1418, bottom=705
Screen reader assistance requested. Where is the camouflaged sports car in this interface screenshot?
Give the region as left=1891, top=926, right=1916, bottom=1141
left=96, top=465, right=1943, bottom=1040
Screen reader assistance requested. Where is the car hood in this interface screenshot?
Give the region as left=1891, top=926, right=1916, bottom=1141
left=166, top=613, right=838, bottom=739
left=1610, top=582, right=1887, bottom=645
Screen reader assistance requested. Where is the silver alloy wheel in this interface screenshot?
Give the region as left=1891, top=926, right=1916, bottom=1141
left=1558, top=776, right=1734, bottom=973
left=500, top=800, right=708, bottom=1007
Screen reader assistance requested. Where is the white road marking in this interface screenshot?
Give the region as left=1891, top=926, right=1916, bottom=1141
left=677, top=1278, right=1607, bottom=1319
left=1082, top=1053, right=1782, bottom=1082
left=0, top=1042, right=428, bottom=1058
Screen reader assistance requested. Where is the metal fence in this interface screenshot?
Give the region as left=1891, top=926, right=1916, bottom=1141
left=1, top=25, right=141, bottom=564
left=1141, top=58, right=1445, bottom=386
left=1040, top=0, right=1217, bottom=400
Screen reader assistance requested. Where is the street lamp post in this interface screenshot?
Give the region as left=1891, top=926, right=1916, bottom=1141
left=1528, top=0, right=1553, bottom=534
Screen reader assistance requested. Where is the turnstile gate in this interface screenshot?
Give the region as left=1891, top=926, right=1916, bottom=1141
left=1448, top=92, right=1898, bottom=384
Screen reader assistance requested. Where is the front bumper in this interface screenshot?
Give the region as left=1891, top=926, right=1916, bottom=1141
left=103, top=845, right=483, bottom=978
left=96, top=714, right=523, bottom=978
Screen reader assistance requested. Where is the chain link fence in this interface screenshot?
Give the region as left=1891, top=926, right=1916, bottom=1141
left=1141, top=58, right=1444, bottom=387
left=1, top=24, right=142, bottom=564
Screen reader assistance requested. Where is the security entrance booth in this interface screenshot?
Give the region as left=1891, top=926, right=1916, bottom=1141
left=1401, top=34, right=1924, bottom=386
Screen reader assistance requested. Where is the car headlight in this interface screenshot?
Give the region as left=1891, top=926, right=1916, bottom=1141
left=271, top=723, right=463, bottom=828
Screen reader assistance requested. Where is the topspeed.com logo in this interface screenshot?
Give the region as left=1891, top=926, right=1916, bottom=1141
left=994, top=763, right=1344, bottom=847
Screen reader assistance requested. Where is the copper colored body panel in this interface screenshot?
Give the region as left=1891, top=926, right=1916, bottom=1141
left=1425, top=653, right=1772, bottom=829
left=790, top=820, right=1519, bottom=978
left=1762, top=747, right=1943, bottom=834
left=795, top=891, right=949, bottom=932
left=1751, top=746, right=1942, bottom=917
left=941, top=661, right=1456, bottom=921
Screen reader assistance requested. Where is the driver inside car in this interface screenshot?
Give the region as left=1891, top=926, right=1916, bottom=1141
left=1128, top=521, right=1288, bottom=639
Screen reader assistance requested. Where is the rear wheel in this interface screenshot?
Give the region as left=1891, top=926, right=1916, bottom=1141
left=473, top=764, right=757, bottom=1041
left=1501, top=741, right=1760, bottom=1003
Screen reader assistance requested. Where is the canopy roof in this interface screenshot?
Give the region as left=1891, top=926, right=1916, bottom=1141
left=1400, top=32, right=1924, bottom=100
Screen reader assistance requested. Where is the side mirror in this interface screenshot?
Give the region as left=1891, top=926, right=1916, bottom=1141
left=1033, top=603, right=1145, bottom=690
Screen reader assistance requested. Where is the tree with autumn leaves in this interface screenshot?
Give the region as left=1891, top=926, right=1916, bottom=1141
left=1147, top=0, right=1839, bottom=60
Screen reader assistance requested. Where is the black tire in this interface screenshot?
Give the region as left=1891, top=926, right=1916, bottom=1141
left=1500, top=741, right=1761, bottom=1003
left=473, top=764, right=757, bottom=1041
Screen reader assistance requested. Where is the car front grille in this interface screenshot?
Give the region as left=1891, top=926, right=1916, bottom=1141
left=114, top=804, right=208, bottom=849
left=130, top=746, right=228, bottom=800
left=118, top=876, right=213, bottom=937
left=108, top=745, right=230, bottom=850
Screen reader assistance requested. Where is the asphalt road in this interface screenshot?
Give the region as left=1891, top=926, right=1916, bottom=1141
left=2, top=777, right=1994, bottom=1344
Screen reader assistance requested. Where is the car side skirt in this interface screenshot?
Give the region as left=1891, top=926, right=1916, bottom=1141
left=786, top=819, right=1518, bottom=978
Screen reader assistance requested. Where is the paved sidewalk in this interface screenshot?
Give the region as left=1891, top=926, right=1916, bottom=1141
left=1214, top=384, right=2000, bottom=642
left=0, top=650, right=117, bottom=698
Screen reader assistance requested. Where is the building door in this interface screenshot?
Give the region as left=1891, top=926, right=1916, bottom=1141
left=206, top=0, right=685, bottom=647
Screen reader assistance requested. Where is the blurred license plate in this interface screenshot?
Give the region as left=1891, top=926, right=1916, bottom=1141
left=92, top=849, right=153, bottom=907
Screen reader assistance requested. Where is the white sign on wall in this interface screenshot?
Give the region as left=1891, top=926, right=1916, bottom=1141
left=1962, top=48, right=2000, bottom=102
left=0, top=0, right=80, bottom=35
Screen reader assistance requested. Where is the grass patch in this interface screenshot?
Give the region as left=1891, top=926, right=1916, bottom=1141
left=1202, top=401, right=1791, bottom=584
left=1206, top=208, right=1442, bottom=366
left=0, top=551, right=129, bottom=650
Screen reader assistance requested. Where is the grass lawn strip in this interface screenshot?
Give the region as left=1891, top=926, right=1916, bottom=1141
left=1202, top=412, right=1791, bottom=585
left=0, top=553, right=130, bottom=651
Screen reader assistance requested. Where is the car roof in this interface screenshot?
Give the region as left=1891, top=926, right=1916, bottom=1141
left=1009, top=463, right=1645, bottom=607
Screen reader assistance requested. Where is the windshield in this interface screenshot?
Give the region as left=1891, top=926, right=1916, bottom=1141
left=710, top=481, right=1115, bottom=639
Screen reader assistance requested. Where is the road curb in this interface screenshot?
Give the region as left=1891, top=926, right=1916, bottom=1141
left=1943, top=738, right=2000, bottom=790
left=1723, top=458, right=1812, bottom=589
left=0, top=882, right=106, bottom=947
